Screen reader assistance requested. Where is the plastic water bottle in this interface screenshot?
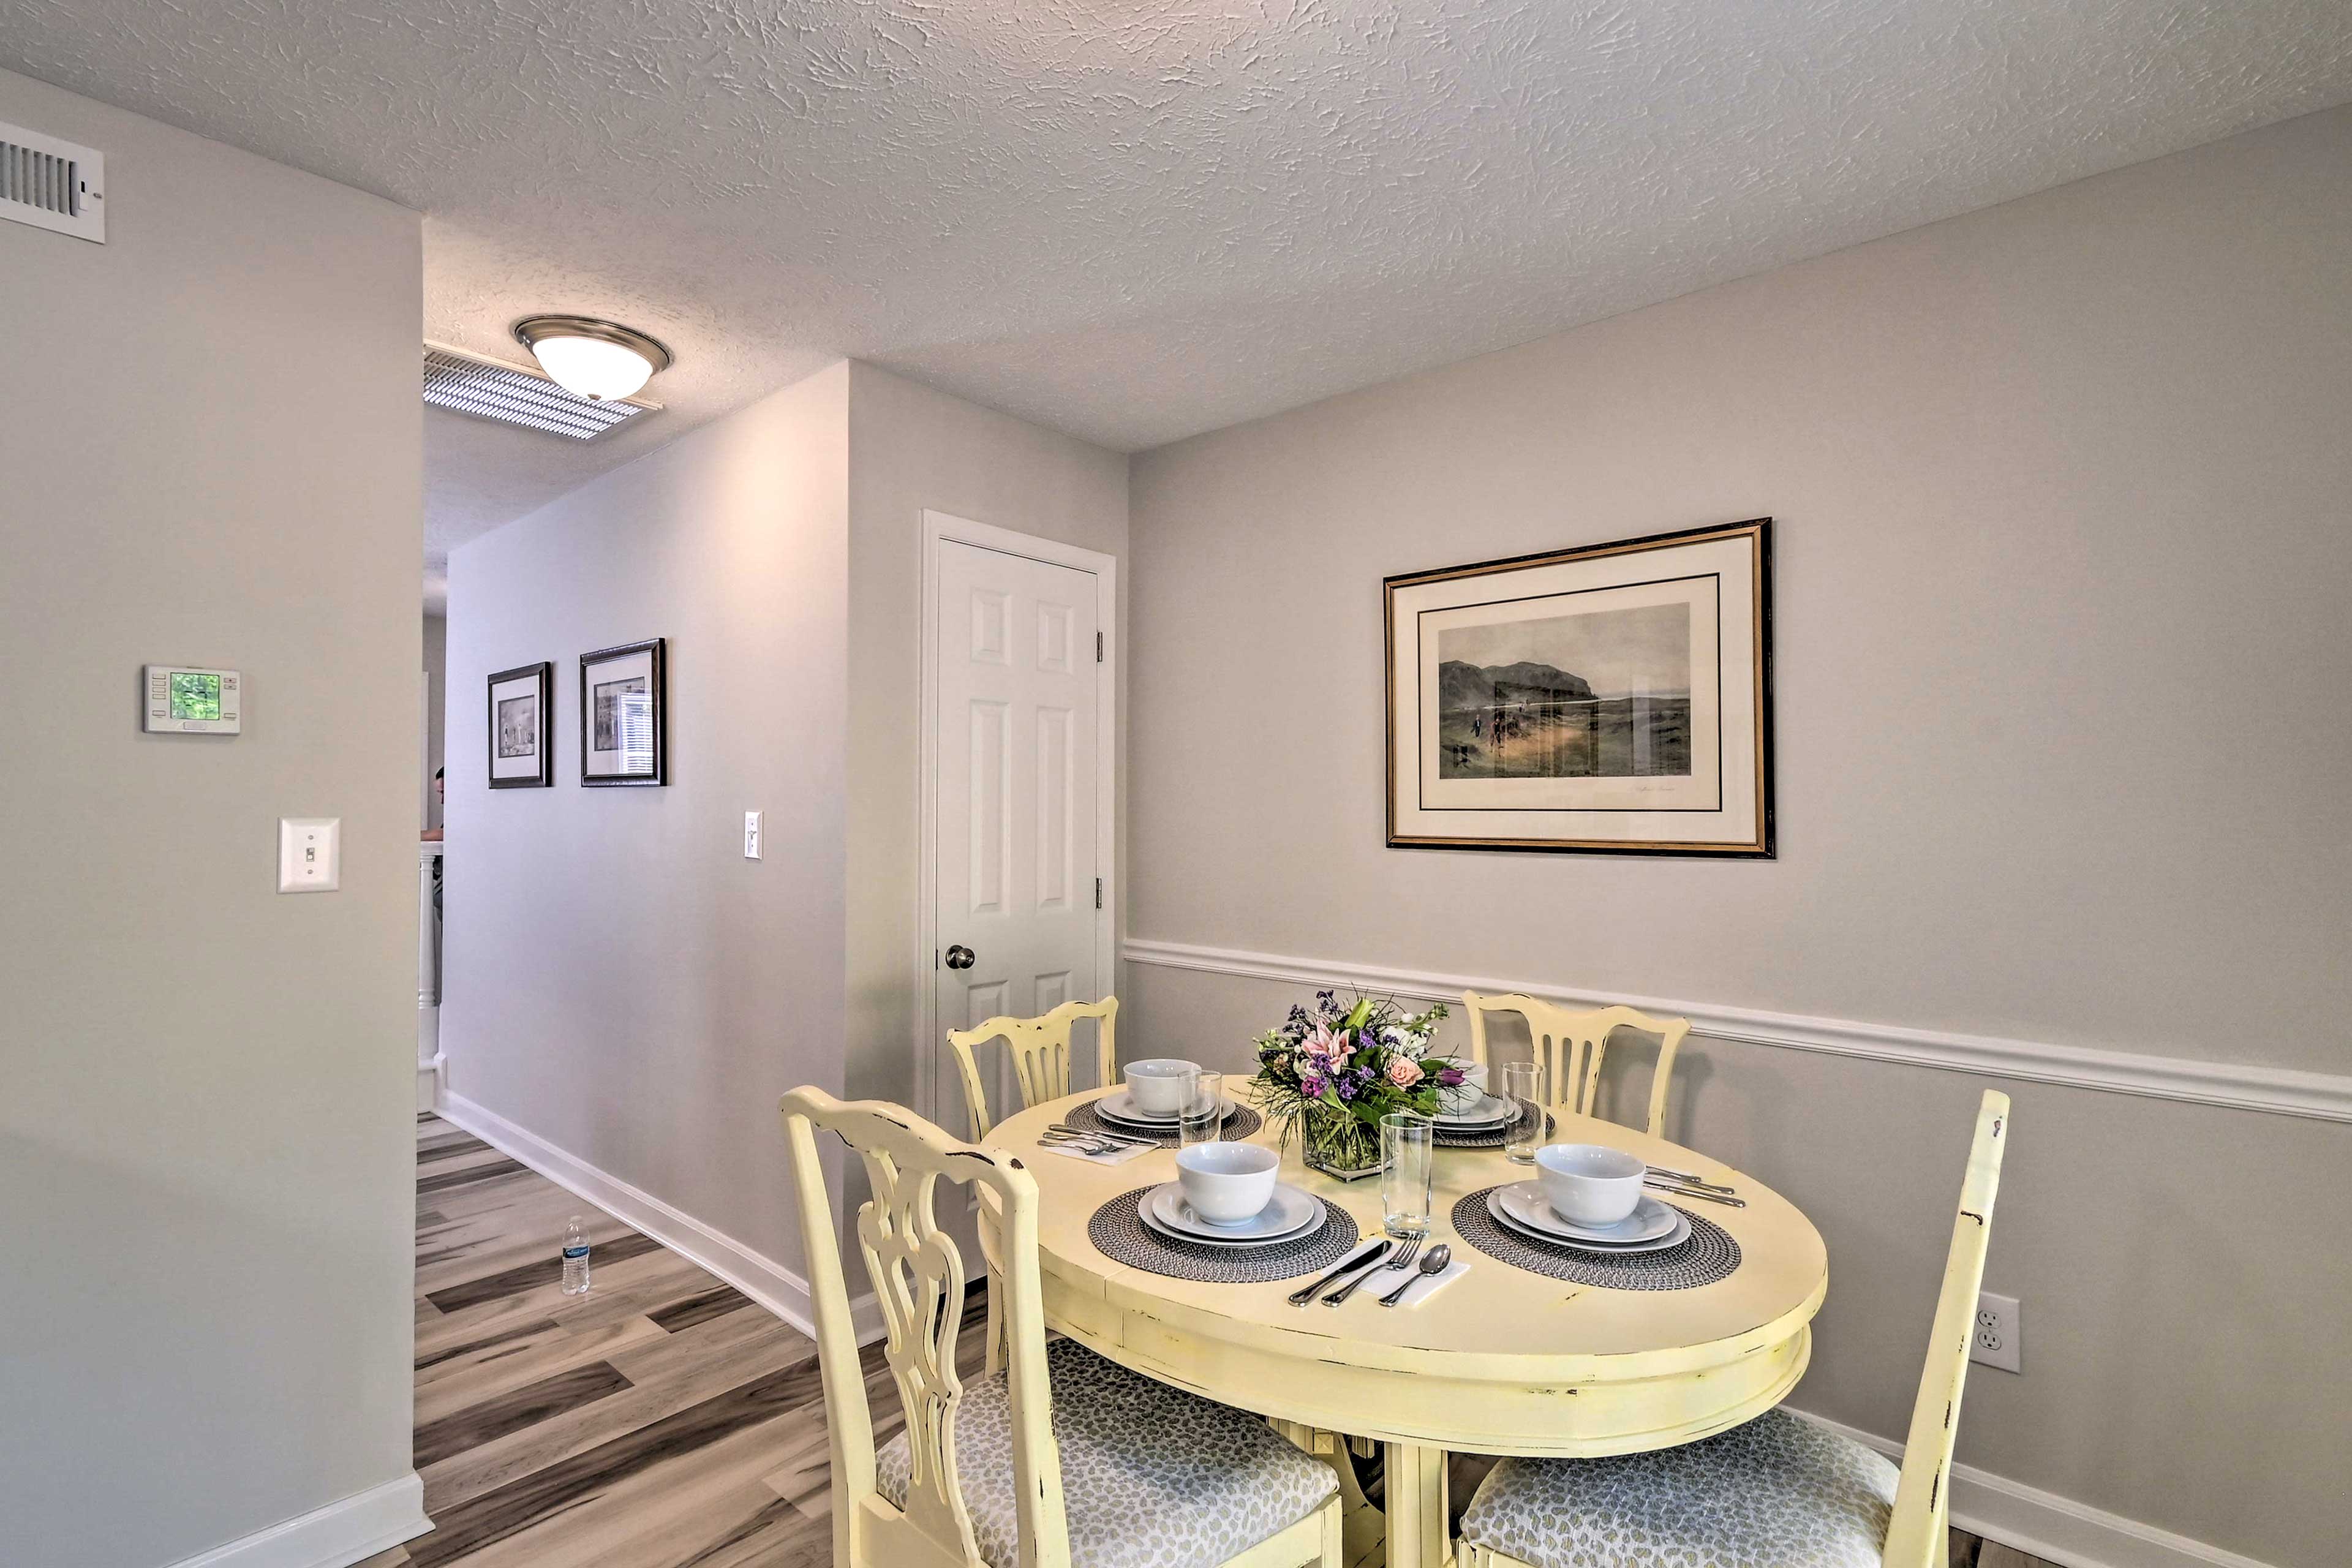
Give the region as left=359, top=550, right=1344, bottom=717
left=561, top=1216, right=591, bottom=1295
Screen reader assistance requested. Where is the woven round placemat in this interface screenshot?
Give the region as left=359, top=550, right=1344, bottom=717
left=1087, top=1186, right=1362, bottom=1283
left=1450, top=1188, right=1741, bottom=1291
left=1433, top=1109, right=1555, bottom=1149
left=1063, top=1100, right=1264, bottom=1148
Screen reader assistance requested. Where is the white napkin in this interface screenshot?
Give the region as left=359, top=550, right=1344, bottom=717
left=1040, top=1137, right=1156, bottom=1166
left=1386, top=1256, right=1471, bottom=1308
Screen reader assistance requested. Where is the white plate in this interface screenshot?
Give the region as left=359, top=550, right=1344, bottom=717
left=1488, top=1193, right=1692, bottom=1254
left=1142, top=1182, right=1323, bottom=1245
left=1096, top=1091, right=1231, bottom=1129
left=1434, top=1091, right=1514, bottom=1127
left=1493, top=1183, right=1683, bottom=1244
left=1144, top=1181, right=1322, bottom=1242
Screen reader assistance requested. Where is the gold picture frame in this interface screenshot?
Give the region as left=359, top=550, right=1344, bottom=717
left=1384, top=518, right=1773, bottom=856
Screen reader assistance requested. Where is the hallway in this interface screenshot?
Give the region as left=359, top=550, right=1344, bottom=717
left=372, top=1117, right=841, bottom=1567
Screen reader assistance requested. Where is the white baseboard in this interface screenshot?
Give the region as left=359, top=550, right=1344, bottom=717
left=1790, top=1411, right=2275, bottom=1568
left=436, top=1090, right=884, bottom=1346
left=165, top=1473, right=427, bottom=1568
left=1122, top=937, right=2352, bottom=1124
left=413, top=1055, right=440, bottom=1115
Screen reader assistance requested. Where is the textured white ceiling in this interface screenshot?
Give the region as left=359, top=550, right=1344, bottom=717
left=6, top=0, right=2350, bottom=582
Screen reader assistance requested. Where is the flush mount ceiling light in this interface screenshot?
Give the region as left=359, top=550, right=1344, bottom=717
left=512, top=315, right=673, bottom=402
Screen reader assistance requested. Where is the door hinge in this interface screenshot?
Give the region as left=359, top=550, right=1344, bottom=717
left=1095, top=631, right=1104, bottom=663
left=1095, top=877, right=1103, bottom=910
left=933, top=948, right=940, bottom=970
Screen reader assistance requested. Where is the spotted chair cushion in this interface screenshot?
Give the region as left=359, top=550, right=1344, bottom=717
left=876, top=1337, right=1336, bottom=1568
left=1460, top=1409, right=1899, bottom=1568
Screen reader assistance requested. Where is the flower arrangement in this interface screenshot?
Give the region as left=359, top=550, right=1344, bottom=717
left=1253, top=990, right=1456, bottom=1177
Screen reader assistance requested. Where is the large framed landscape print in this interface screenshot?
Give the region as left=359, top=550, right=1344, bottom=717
left=486, top=662, right=554, bottom=789
left=1385, top=519, right=1773, bottom=856
left=579, top=638, right=667, bottom=786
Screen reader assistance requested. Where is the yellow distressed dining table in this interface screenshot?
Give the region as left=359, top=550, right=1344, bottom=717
left=981, top=1088, right=1829, bottom=1568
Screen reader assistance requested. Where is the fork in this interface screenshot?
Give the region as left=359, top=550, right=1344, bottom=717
left=1040, top=1131, right=1132, bottom=1156
left=1324, top=1235, right=1421, bottom=1306
left=1047, top=1121, right=1155, bottom=1147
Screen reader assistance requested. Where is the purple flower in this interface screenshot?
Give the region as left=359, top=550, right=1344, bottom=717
left=1302, top=1074, right=1327, bottom=1098
left=1436, top=1066, right=1465, bottom=1087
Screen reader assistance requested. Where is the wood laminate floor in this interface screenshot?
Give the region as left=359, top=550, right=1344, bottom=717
left=375, top=1114, right=2052, bottom=1567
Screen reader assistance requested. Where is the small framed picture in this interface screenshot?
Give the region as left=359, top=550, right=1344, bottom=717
left=580, top=638, right=666, bottom=786
left=1385, top=518, right=1773, bottom=856
left=486, top=662, right=554, bottom=789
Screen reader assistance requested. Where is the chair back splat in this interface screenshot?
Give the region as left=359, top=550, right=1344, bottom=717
left=947, top=997, right=1119, bottom=1139
left=1462, top=992, right=1690, bottom=1138
left=780, top=1088, right=1071, bottom=1568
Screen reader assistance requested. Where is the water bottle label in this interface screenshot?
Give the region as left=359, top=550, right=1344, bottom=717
left=563, top=1245, right=589, bottom=1259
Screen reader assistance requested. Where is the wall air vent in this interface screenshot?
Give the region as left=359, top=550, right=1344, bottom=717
left=420, top=342, right=660, bottom=440
left=1, top=120, right=105, bottom=243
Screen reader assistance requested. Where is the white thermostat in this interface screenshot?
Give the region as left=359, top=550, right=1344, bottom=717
left=143, top=665, right=242, bottom=734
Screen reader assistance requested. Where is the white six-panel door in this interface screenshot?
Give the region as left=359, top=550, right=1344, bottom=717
left=934, top=538, right=1104, bottom=1134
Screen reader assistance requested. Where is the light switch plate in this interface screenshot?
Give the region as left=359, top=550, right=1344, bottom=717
left=278, top=817, right=341, bottom=892
left=743, top=810, right=763, bottom=860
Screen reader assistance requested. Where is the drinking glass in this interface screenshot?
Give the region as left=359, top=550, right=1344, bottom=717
left=1501, top=1060, right=1547, bottom=1164
left=1380, top=1112, right=1434, bottom=1237
left=1178, top=1070, right=1224, bottom=1147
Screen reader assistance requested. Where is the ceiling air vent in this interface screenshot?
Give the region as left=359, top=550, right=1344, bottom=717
left=421, top=342, right=660, bottom=440
left=1, top=120, right=105, bottom=243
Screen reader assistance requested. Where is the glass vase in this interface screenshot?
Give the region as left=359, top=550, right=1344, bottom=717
left=1300, top=1107, right=1382, bottom=1181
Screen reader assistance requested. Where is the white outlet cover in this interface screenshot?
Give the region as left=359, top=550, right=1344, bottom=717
left=278, top=817, right=341, bottom=892
left=1972, top=1291, right=2021, bottom=1373
left=743, top=810, right=763, bottom=860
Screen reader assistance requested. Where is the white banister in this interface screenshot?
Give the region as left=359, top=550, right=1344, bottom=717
left=418, top=842, right=444, bottom=1106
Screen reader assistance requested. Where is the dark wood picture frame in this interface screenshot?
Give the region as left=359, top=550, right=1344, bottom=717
left=1383, top=518, right=1774, bottom=858
left=579, top=638, right=668, bottom=787
left=486, top=661, right=556, bottom=790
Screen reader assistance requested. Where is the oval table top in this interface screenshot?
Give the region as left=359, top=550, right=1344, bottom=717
left=985, top=1088, right=1828, bottom=1458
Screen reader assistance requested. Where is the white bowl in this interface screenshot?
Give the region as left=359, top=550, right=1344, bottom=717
left=1174, top=1142, right=1281, bottom=1226
left=1534, top=1144, right=1646, bottom=1227
left=1176, top=1142, right=1289, bottom=1222
left=1125, top=1058, right=1200, bottom=1117
left=1433, top=1057, right=1489, bottom=1114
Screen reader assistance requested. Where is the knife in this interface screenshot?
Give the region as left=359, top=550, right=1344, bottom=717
left=1285, top=1239, right=1392, bottom=1306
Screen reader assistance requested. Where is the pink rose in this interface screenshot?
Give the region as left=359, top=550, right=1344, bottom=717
left=1385, top=1056, right=1423, bottom=1088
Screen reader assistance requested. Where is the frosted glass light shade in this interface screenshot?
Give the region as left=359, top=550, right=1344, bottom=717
left=511, top=316, right=673, bottom=402
left=529, top=334, right=652, bottom=401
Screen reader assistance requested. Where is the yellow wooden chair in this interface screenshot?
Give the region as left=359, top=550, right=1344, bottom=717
left=946, top=997, right=1120, bottom=1140
left=780, top=1087, right=1344, bottom=1568
left=1461, top=992, right=1691, bottom=1138
left=1457, top=1090, right=2012, bottom=1568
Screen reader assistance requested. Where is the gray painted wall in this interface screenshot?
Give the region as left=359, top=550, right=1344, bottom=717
left=441, top=363, right=851, bottom=1283
left=0, top=70, right=424, bottom=1568
left=439, top=360, right=1127, bottom=1276
left=844, top=362, right=1129, bottom=1115
left=1125, top=107, right=2352, bottom=1567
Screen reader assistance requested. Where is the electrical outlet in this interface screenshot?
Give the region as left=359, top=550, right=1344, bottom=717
left=1972, top=1291, right=2021, bottom=1373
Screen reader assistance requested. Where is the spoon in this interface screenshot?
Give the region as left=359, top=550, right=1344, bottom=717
left=1378, top=1243, right=1452, bottom=1307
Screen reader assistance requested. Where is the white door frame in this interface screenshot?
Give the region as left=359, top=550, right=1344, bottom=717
left=915, top=510, right=1118, bottom=1131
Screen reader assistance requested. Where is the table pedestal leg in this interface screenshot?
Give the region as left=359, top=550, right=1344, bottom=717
left=1270, top=1423, right=1387, bottom=1568
left=1382, top=1442, right=1452, bottom=1568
